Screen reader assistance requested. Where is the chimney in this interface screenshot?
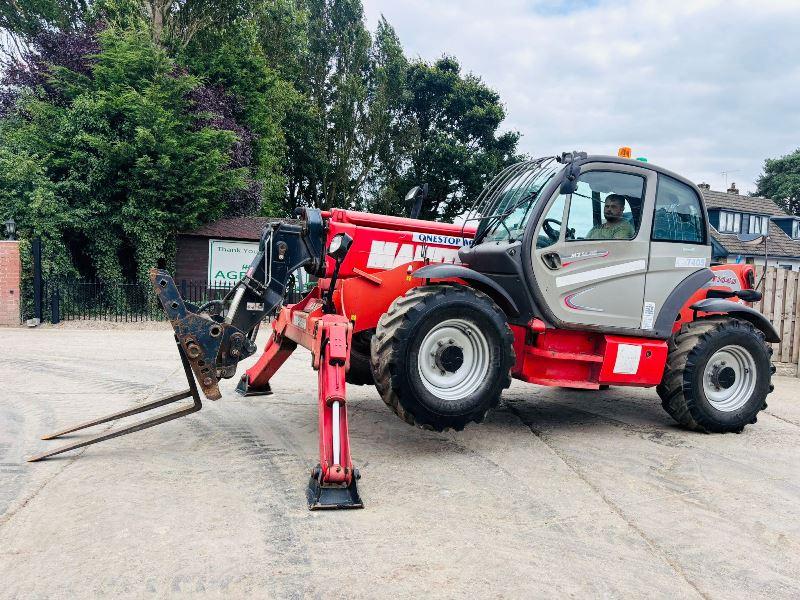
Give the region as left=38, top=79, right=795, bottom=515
left=697, top=182, right=711, bottom=190
left=727, top=182, right=739, bottom=194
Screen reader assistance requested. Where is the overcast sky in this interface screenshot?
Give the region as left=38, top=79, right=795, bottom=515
left=362, top=0, right=800, bottom=194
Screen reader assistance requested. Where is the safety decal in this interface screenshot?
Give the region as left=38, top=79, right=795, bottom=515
left=675, top=257, right=707, bottom=268
left=292, top=313, right=307, bottom=330
left=246, top=302, right=265, bottom=311
left=555, top=259, right=646, bottom=288
left=641, top=301, right=656, bottom=330
left=613, top=344, right=641, bottom=374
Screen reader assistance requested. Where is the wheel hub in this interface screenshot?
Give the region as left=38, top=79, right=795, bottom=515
left=702, top=345, right=757, bottom=412
left=710, top=365, right=737, bottom=390
left=417, top=318, right=490, bottom=401
left=436, top=344, right=464, bottom=373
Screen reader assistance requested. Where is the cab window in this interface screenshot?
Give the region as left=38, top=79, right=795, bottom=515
left=536, top=194, right=566, bottom=249
left=565, top=171, right=645, bottom=241
left=652, top=176, right=706, bottom=243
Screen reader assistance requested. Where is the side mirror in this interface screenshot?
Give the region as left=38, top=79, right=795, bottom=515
left=559, top=163, right=580, bottom=195
left=405, top=184, right=428, bottom=219
left=737, top=232, right=766, bottom=246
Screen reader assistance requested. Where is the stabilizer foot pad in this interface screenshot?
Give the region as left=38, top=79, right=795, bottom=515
left=235, top=374, right=273, bottom=397
left=306, top=466, right=363, bottom=510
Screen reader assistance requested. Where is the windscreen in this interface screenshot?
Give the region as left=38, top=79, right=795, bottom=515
left=474, top=158, right=562, bottom=243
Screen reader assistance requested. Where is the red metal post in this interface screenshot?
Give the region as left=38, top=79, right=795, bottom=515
left=316, top=317, right=354, bottom=485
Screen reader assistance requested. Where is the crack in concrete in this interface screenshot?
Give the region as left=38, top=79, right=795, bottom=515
left=764, top=410, right=800, bottom=428
left=505, top=402, right=711, bottom=600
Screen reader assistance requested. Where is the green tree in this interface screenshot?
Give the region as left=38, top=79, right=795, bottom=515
left=181, top=19, right=299, bottom=215
left=756, top=149, right=800, bottom=217
left=288, top=0, right=373, bottom=210
left=0, top=0, right=87, bottom=47
left=1, top=26, right=247, bottom=281
left=366, top=56, right=521, bottom=222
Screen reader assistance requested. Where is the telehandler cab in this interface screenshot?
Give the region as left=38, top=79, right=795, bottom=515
left=31, top=150, right=778, bottom=510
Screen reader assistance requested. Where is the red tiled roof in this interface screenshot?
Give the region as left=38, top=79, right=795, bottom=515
left=180, top=217, right=283, bottom=240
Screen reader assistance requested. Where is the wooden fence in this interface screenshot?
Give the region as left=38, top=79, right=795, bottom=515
left=752, top=267, right=800, bottom=375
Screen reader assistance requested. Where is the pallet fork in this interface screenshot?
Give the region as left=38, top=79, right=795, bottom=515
left=28, top=340, right=202, bottom=462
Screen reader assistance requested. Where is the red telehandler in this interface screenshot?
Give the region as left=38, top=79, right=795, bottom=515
left=31, top=151, right=778, bottom=510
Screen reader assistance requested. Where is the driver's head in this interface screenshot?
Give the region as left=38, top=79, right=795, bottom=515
left=604, top=194, right=626, bottom=222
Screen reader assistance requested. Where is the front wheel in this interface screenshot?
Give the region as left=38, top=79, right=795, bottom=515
left=371, top=285, right=515, bottom=431
left=658, top=317, right=774, bottom=433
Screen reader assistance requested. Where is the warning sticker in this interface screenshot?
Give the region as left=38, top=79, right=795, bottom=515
left=292, top=313, right=307, bottom=330
left=641, top=301, right=656, bottom=330
left=247, top=302, right=264, bottom=311
left=613, top=344, right=641, bottom=374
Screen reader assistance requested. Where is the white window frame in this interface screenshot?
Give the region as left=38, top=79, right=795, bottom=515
left=719, top=210, right=741, bottom=233
left=719, top=211, right=731, bottom=233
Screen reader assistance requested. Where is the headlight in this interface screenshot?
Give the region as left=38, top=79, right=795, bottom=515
left=327, top=233, right=353, bottom=262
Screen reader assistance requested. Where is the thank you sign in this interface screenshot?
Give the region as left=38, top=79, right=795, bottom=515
left=208, top=239, right=259, bottom=287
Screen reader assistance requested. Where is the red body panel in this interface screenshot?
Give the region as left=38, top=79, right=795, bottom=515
left=324, top=209, right=475, bottom=280
left=675, top=264, right=756, bottom=331
left=510, top=325, right=667, bottom=388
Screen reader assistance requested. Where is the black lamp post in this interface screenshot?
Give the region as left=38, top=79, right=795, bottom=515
left=4, top=217, right=16, bottom=241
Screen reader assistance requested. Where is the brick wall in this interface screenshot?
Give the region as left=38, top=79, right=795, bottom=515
left=175, top=235, right=210, bottom=282
left=0, top=241, right=21, bottom=326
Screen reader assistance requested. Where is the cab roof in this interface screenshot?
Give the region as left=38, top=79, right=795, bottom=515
left=575, top=154, right=701, bottom=194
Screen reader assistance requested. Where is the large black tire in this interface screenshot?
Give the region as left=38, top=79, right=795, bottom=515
left=658, top=317, right=774, bottom=433
left=370, top=284, right=515, bottom=431
left=346, top=330, right=374, bottom=386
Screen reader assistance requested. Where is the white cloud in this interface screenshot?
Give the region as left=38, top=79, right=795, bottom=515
left=363, top=0, right=800, bottom=194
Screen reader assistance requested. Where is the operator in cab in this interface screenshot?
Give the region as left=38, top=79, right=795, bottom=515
left=586, top=194, right=635, bottom=240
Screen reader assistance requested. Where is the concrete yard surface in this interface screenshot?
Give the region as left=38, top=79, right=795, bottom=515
left=1, top=327, right=799, bottom=599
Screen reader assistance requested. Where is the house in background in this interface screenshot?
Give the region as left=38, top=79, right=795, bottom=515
left=175, top=217, right=270, bottom=284
left=700, top=182, right=800, bottom=271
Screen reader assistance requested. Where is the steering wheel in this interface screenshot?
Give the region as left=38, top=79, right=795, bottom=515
left=542, top=218, right=561, bottom=241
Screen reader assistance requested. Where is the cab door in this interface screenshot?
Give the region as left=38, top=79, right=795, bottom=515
left=530, top=164, right=656, bottom=330
left=644, top=174, right=711, bottom=330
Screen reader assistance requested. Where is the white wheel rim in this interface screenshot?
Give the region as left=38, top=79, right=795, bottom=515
left=417, top=318, right=490, bottom=401
left=702, top=345, right=757, bottom=412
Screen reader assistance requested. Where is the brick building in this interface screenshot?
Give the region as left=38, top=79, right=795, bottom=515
left=175, top=217, right=271, bottom=283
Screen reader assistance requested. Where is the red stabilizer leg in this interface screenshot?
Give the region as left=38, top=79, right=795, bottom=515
left=236, top=333, right=297, bottom=396
left=307, top=317, right=363, bottom=509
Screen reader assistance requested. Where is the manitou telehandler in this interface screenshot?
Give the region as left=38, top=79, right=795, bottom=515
left=31, top=150, right=779, bottom=510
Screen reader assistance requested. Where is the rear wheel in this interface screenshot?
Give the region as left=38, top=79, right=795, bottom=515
left=658, top=317, right=773, bottom=433
left=371, top=285, right=515, bottom=431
